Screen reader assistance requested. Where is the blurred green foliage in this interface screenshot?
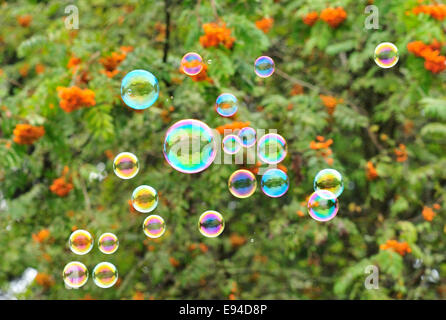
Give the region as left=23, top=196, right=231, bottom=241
left=0, top=0, right=445, bottom=300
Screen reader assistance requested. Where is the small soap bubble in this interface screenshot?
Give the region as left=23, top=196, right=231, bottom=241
left=98, top=233, right=119, bottom=254
left=228, top=169, right=257, bottom=198
left=238, top=127, right=256, bottom=148
left=113, top=152, right=139, bottom=179
left=257, top=133, right=287, bottom=164
left=308, top=190, right=339, bottom=222
left=121, top=69, right=159, bottom=110
left=163, top=119, right=217, bottom=174
left=92, top=262, right=118, bottom=288
left=222, top=134, right=242, bottom=155
left=63, top=261, right=88, bottom=288
left=215, top=93, right=238, bottom=118
left=313, top=168, right=344, bottom=197
left=254, top=56, right=275, bottom=78
left=261, top=168, right=289, bottom=198
left=132, top=185, right=158, bottom=213
left=374, top=42, right=399, bottom=68
left=143, top=215, right=166, bottom=238
left=181, top=52, right=203, bottom=76
left=69, top=230, right=93, bottom=255
left=198, top=210, right=225, bottom=238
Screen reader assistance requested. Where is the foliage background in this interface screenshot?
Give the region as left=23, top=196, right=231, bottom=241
left=0, top=0, right=445, bottom=300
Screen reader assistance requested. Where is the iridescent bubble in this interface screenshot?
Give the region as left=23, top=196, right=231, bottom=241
left=69, top=230, right=93, bottom=255
left=215, top=93, right=238, bottom=117
left=313, top=168, right=344, bottom=198
left=307, top=190, right=339, bottom=222
left=98, top=233, right=119, bottom=254
left=222, top=134, right=242, bottom=155
left=132, top=185, right=158, bottom=213
left=374, top=42, right=399, bottom=68
left=257, top=133, right=287, bottom=164
left=254, top=56, right=275, bottom=78
left=181, top=52, right=203, bottom=76
left=163, top=119, right=217, bottom=174
left=113, top=152, right=139, bottom=179
left=63, top=261, right=88, bottom=288
left=228, top=169, right=257, bottom=198
left=261, top=168, right=289, bottom=198
left=238, top=127, right=256, bottom=148
left=198, top=210, right=225, bottom=238
left=143, top=214, right=166, bottom=238
left=92, top=262, right=118, bottom=288
left=121, top=69, right=159, bottom=110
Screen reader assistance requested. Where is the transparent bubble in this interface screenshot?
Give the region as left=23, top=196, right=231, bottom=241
left=181, top=52, right=203, bottom=76
left=254, top=56, right=275, bottom=78
left=132, top=185, right=158, bottom=213
left=307, top=190, right=339, bottom=222
left=63, top=261, right=88, bottom=288
left=228, top=169, right=257, bottom=198
left=113, top=152, right=139, bottom=179
left=238, top=127, right=256, bottom=148
left=98, top=233, right=119, bottom=254
left=121, top=69, right=159, bottom=110
left=261, top=168, right=289, bottom=198
left=257, top=133, right=287, bottom=164
left=143, top=214, right=166, bottom=238
left=222, top=134, right=242, bottom=155
left=92, top=262, right=118, bottom=288
left=69, top=230, right=93, bottom=255
left=215, top=93, right=238, bottom=117
left=313, top=168, right=344, bottom=197
left=198, top=210, right=225, bottom=238
left=374, top=42, right=399, bottom=68
left=163, top=119, right=217, bottom=174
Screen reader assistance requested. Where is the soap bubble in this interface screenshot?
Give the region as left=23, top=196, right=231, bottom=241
left=254, top=56, right=275, bottom=78
left=181, top=52, right=203, bottom=76
left=132, top=185, right=158, bottom=213
left=92, top=262, right=118, bottom=288
left=308, top=190, right=339, bottom=222
left=261, top=168, right=289, bottom=198
left=69, top=230, right=93, bottom=255
left=228, top=169, right=257, bottom=198
left=257, top=133, right=287, bottom=164
left=222, top=134, right=242, bottom=155
left=163, top=119, right=217, bottom=174
left=374, top=42, right=399, bottom=68
left=215, top=93, right=238, bottom=117
left=198, top=210, right=225, bottom=237
left=238, top=127, right=256, bottom=148
left=143, top=214, right=166, bottom=238
left=121, top=69, right=159, bottom=110
left=113, top=152, right=139, bottom=179
left=98, top=233, right=119, bottom=254
left=313, top=168, right=344, bottom=197
left=63, top=261, right=88, bottom=288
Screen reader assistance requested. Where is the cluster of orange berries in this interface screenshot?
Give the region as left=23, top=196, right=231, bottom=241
left=100, top=46, right=133, bottom=78
left=310, top=136, right=334, bottom=165
left=49, top=166, right=73, bottom=197
left=57, top=86, right=96, bottom=112
left=255, top=17, right=274, bottom=34
left=199, top=22, right=235, bottom=49
left=394, top=144, right=408, bottom=162
left=407, top=40, right=446, bottom=74
left=380, top=240, right=412, bottom=256
left=412, top=3, right=446, bottom=21
left=17, top=15, right=32, bottom=27
left=35, top=273, right=55, bottom=289
left=13, top=124, right=45, bottom=145
left=181, top=63, right=213, bottom=83
left=303, top=7, right=347, bottom=28
left=32, top=229, right=50, bottom=244
left=422, top=203, right=441, bottom=222
left=320, top=94, right=342, bottom=116
left=365, top=161, right=378, bottom=181
left=215, top=121, right=251, bottom=135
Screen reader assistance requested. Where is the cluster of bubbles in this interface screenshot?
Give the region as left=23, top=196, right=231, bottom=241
left=121, top=70, right=159, bottom=110
left=374, top=42, right=399, bottom=69
left=62, top=261, right=118, bottom=289
left=215, top=93, right=238, bottom=117
left=198, top=210, right=225, bottom=237
left=307, top=169, right=344, bottom=222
